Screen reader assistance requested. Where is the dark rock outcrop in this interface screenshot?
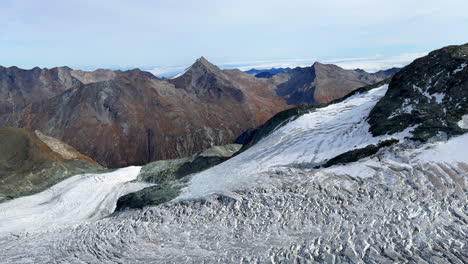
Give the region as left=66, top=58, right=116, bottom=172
left=320, top=139, right=399, bottom=168
left=116, top=144, right=241, bottom=210
left=0, top=127, right=104, bottom=202
left=368, top=43, right=468, bottom=141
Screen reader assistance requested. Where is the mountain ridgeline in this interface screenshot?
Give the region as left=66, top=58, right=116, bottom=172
left=0, top=58, right=395, bottom=167
left=240, top=43, right=468, bottom=156
left=270, top=63, right=398, bottom=104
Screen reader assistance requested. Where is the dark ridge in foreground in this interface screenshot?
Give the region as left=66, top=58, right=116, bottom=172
left=368, top=43, right=468, bottom=141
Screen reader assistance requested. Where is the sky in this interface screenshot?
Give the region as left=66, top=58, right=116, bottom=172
left=1, top=0, right=467, bottom=77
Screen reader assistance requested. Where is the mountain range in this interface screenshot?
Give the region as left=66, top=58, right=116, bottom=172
left=0, top=57, right=394, bottom=167
left=244, top=67, right=293, bottom=78
left=0, top=43, right=466, bottom=263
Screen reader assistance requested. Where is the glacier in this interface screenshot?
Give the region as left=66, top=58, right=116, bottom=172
left=0, top=85, right=466, bottom=263
left=0, top=166, right=151, bottom=235
left=179, top=84, right=414, bottom=200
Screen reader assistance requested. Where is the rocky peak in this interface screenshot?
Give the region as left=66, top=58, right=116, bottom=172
left=187, top=56, right=221, bottom=74
left=311, top=61, right=326, bottom=68
left=169, top=56, right=227, bottom=91
left=312, top=61, right=342, bottom=71
left=274, top=61, right=392, bottom=105
left=368, top=42, right=468, bottom=141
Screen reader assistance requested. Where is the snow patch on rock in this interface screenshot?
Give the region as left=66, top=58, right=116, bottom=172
left=457, top=114, right=468, bottom=129
left=453, top=62, right=467, bottom=74
left=432, top=92, right=445, bottom=104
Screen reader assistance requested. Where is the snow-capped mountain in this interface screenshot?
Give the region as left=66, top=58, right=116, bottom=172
left=0, top=43, right=466, bottom=263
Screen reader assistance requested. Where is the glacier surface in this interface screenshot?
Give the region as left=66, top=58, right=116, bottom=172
left=0, top=166, right=150, bottom=235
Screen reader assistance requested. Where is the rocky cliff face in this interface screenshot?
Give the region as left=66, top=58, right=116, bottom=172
left=0, top=127, right=103, bottom=202
left=272, top=62, right=397, bottom=104
left=1, top=59, right=289, bottom=168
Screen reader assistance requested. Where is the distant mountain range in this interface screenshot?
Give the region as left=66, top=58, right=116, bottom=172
left=245, top=67, right=293, bottom=78
left=0, top=58, right=398, bottom=167
left=245, top=66, right=400, bottom=80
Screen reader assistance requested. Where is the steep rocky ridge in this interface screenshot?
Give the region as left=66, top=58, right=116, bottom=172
left=0, top=127, right=103, bottom=202
left=0, top=66, right=151, bottom=117
left=368, top=43, right=468, bottom=141
left=1, top=59, right=288, bottom=167
left=271, top=62, right=397, bottom=104
left=0, top=66, right=79, bottom=116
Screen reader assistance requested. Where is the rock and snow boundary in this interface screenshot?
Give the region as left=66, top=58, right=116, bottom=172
left=178, top=84, right=416, bottom=200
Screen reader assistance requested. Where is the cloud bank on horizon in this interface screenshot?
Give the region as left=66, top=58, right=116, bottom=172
left=148, top=52, right=427, bottom=77
left=0, top=0, right=466, bottom=70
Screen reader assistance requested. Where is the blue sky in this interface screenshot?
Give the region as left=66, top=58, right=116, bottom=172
left=1, top=0, right=467, bottom=76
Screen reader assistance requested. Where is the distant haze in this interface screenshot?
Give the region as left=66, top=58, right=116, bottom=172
left=1, top=0, right=466, bottom=73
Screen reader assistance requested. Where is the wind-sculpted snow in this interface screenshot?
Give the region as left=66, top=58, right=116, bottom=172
left=0, top=166, right=150, bottom=235
left=0, top=141, right=466, bottom=263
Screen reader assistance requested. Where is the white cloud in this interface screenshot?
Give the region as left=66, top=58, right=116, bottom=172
left=322, top=52, right=428, bottom=72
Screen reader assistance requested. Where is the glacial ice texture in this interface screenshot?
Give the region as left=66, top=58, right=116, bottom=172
left=0, top=141, right=466, bottom=263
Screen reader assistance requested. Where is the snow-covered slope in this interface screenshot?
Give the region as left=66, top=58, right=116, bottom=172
left=0, top=166, right=150, bottom=235
left=179, top=84, right=412, bottom=199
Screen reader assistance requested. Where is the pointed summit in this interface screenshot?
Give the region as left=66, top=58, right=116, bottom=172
left=170, top=56, right=224, bottom=89
left=311, top=61, right=323, bottom=67
left=189, top=56, right=220, bottom=73
left=196, top=56, right=209, bottom=64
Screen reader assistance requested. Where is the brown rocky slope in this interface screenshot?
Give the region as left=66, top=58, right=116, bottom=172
left=271, top=62, right=397, bottom=104
left=1, top=58, right=289, bottom=167
left=0, top=58, right=397, bottom=167
left=0, top=127, right=103, bottom=202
